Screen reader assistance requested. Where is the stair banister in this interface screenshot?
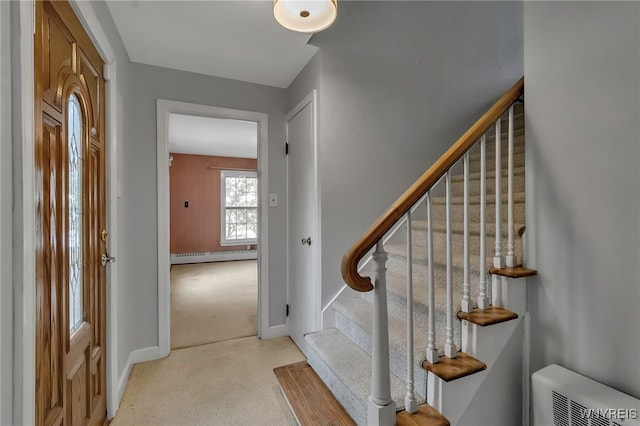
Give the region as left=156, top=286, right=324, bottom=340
left=461, top=152, right=473, bottom=313
left=425, top=192, right=438, bottom=364
left=478, top=134, right=490, bottom=310
left=506, top=105, right=517, bottom=267
left=337, top=77, right=524, bottom=426
left=340, top=77, right=525, bottom=292
left=404, top=212, right=417, bottom=414
left=494, top=119, right=503, bottom=268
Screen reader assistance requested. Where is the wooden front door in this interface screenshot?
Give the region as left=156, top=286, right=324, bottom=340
left=34, top=1, right=107, bottom=425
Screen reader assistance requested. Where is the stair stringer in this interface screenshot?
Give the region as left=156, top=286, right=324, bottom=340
left=428, top=316, right=524, bottom=425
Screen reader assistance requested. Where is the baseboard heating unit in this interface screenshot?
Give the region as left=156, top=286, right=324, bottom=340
left=171, top=250, right=257, bottom=265
left=533, top=364, right=640, bottom=426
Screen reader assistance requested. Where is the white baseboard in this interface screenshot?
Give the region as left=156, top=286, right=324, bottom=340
left=260, top=324, right=287, bottom=340
left=171, top=250, right=257, bottom=265
left=115, top=345, right=166, bottom=417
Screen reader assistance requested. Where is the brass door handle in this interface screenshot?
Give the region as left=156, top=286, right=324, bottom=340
left=101, top=253, right=116, bottom=266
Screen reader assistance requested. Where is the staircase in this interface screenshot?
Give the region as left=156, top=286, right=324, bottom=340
left=302, top=79, right=537, bottom=425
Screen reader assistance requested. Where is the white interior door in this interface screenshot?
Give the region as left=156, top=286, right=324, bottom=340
left=287, top=97, right=317, bottom=352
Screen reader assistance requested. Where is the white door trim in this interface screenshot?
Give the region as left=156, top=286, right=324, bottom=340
left=15, top=0, right=121, bottom=422
left=15, top=2, right=36, bottom=424
left=286, top=90, right=322, bottom=343
left=156, top=99, right=270, bottom=355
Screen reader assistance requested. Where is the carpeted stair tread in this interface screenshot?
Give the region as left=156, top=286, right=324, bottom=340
left=382, top=270, right=466, bottom=315
left=431, top=191, right=525, bottom=206
left=305, top=328, right=411, bottom=424
left=333, top=296, right=459, bottom=368
left=385, top=241, right=516, bottom=274
left=333, top=297, right=429, bottom=399
left=450, top=166, right=525, bottom=182
left=411, top=219, right=525, bottom=236
left=466, top=153, right=526, bottom=172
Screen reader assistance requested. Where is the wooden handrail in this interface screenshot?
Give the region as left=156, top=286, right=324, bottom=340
left=341, top=77, right=524, bottom=292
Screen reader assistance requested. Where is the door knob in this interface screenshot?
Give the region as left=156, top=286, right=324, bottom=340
left=301, top=237, right=312, bottom=246
left=101, top=253, right=116, bottom=266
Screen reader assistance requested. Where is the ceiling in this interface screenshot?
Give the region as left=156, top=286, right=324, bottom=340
left=169, top=114, right=258, bottom=159
left=105, top=1, right=319, bottom=88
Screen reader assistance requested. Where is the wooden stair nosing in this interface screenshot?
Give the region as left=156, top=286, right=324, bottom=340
left=457, top=306, right=518, bottom=327
left=274, top=361, right=356, bottom=426
left=422, top=352, right=486, bottom=382
left=489, top=265, right=538, bottom=278
left=396, top=403, right=450, bottom=426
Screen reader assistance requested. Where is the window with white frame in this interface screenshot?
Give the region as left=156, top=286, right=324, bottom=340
left=221, top=170, right=258, bottom=245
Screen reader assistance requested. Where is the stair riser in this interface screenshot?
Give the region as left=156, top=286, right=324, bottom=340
left=449, top=173, right=525, bottom=196
left=411, top=230, right=523, bottom=258
left=334, top=308, right=428, bottom=399
left=467, top=153, right=525, bottom=173
left=469, top=133, right=525, bottom=159
left=430, top=201, right=525, bottom=223
left=387, top=253, right=492, bottom=297
left=361, top=290, right=463, bottom=357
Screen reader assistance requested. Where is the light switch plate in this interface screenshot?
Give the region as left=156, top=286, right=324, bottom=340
left=269, top=193, right=278, bottom=207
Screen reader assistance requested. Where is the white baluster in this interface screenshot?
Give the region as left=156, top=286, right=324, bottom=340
left=461, top=152, right=472, bottom=313
left=478, top=135, right=490, bottom=310
left=368, top=242, right=396, bottom=426
left=506, top=105, right=516, bottom=267
left=494, top=119, right=503, bottom=268
left=425, top=192, right=438, bottom=364
left=444, top=171, right=457, bottom=359
left=404, top=213, right=417, bottom=414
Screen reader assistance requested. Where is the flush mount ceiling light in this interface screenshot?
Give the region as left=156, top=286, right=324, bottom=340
left=273, top=0, right=337, bottom=33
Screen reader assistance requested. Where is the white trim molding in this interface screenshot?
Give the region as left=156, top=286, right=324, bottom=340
left=156, top=100, right=270, bottom=355
left=14, top=2, right=37, bottom=423
left=116, top=346, right=162, bottom=411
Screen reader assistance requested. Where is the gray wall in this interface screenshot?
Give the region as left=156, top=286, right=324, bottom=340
left=524, top=2, right=640, bottom=398
left=288, top=1, right=524, bottom=308
left=121, top=63, right=288, bottom=359
left=0, top=1, right=13, bottom=423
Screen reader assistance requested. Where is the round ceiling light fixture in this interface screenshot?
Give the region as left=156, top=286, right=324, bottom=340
left=273, top=0, right=337, bottom=33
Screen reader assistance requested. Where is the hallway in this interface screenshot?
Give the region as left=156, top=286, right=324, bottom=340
left=111, top=336, right=305, bottom=425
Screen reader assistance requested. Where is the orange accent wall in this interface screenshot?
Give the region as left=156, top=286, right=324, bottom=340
left=169, top=153, right=258, bottom=254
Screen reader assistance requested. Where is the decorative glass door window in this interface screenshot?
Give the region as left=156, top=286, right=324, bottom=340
left=221, top=170, right=258, bottom=245
left=68, top=94, right=84, bottom=334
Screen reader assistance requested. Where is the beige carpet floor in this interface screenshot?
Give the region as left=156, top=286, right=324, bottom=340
left=111, top=336, right=305, bottom=426
left=171, top=260, right=257, bottom=349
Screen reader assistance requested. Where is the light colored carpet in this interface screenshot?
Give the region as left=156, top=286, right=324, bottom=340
left=171, top=260, right=257, bottom=350
left=111, top=336, right=305, bottom=426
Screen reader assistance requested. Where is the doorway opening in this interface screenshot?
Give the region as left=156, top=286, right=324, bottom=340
left=156, top=100, right=269, bottom=355
left=168, top=115, right=258, bottom=349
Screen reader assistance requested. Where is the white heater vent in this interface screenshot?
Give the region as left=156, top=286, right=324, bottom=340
left=533, top=365, right=640, bottom=426
left=170, top=250, right=257, bottom=265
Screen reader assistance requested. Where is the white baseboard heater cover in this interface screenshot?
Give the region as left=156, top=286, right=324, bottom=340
left=171, top=250, right=257, bottom=265
left=533, top=364, right=640, bottom=426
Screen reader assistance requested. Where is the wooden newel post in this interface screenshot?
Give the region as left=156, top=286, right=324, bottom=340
left=368, top=242, right=396, bottom=426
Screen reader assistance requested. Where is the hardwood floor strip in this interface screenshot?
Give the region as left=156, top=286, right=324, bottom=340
left=457, top=306, right=518, bottom=326
left=274, top=361, right=356, bottom=426
left=397, top=403, right=450, bottom=426
left=422, top=352, right=486, bottom=382
left=489, top=265, right=538, bottom=278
